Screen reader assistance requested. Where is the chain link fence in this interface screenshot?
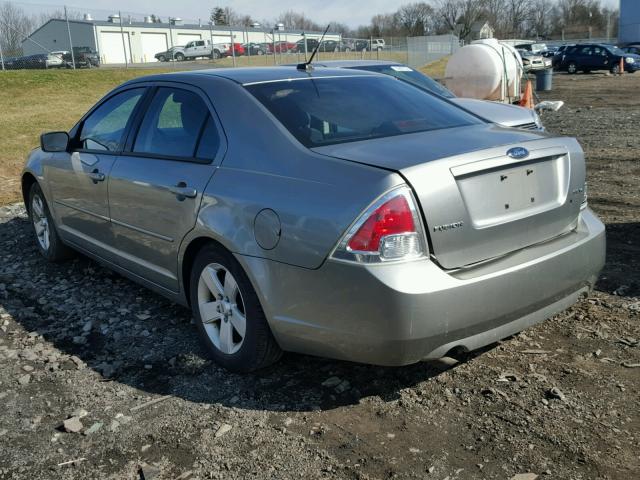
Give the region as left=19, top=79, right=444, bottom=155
left=0, top=1, right=414, bottom=71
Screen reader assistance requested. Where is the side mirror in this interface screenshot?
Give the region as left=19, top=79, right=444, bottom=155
left=40, top=131, right=69, bottom=152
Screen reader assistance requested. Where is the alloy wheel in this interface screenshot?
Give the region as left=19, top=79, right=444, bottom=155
left=31, top=194, right=50, bottom=251
left=197, top=263, right=246, bottom=355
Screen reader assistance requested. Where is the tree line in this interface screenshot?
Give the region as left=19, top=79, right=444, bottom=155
left=209, top=0, right=619, bottom=40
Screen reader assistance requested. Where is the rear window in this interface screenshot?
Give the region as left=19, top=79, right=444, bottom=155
left=245, top=76, right=482, bottom=147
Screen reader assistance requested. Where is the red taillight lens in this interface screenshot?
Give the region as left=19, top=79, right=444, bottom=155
left=347, top=195, right=416, bottom=252
left=332, top=186, right=426, bottom=263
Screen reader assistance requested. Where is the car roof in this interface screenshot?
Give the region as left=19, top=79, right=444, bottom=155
left=124, top=66, right=382, bottom=87
left=281, top=60, right=401, bottom=69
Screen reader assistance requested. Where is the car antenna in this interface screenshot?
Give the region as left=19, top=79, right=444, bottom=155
left=297, top=24, right=330, bottom=71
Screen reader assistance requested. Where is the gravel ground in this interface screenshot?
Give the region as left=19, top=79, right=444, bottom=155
left=0, top=73, right=639, bottom=480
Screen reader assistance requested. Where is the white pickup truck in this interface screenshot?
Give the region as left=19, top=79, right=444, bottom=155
left=179, top=40, right=230, bottom=60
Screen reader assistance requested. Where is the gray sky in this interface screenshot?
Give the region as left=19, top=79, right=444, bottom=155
left=22, top=0, right=621, bottom=29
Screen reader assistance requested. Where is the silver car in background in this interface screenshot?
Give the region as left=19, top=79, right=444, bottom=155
left=298, top=60, right=544, bottom=130
left=22, top=67, right=605, bottom=372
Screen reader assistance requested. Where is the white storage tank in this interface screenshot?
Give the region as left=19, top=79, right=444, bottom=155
left=444, top=39, right=523, bottom=102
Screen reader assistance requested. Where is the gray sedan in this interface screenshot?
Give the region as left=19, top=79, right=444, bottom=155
left=22, top=67, right=605, bottom=372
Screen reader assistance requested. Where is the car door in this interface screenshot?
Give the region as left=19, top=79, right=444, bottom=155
left=46, top=87, right=147, bottom=260
left=107, top=84, right=225, bottom=292
left=591, top=46, right=608, bottom=69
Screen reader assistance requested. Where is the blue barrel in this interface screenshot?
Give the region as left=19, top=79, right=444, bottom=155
left=535, top=68, right=553, bottom=91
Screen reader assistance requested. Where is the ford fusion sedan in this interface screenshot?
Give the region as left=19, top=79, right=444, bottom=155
left=294, top=60, right=544, bottom=131
left=23, top=67, right=605, bottom=372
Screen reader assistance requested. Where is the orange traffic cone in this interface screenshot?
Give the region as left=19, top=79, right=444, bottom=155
left=519, top=80, right=534, bottom=109
left=619, top=57, right=624, bottom=75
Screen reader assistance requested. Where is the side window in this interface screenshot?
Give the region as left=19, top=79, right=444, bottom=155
left=580, top=46, right=591, bottom=55
left=133, top=87, right=210, bottom=159
left=79, top=88, right=144, bottom=152
left=185, top=41, right=193, bottom=48
left=196, top=41, right=204, bottom=47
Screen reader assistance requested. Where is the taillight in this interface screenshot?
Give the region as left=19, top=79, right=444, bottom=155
left=331, top=186, right=426, bottom=263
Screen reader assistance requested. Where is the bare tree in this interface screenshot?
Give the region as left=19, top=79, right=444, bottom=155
left=275, top=11, right=321, bottom=31
left=0, top=1, right=34, bottom=56
left=398, top=2, right=436, bottom=36
left=436, top=0, right=484, bottom=39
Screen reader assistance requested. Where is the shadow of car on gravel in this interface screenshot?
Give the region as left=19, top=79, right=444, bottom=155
left=2, top=214, right=636, bottom=412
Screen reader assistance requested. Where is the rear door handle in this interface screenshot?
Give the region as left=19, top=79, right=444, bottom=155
left=88, top=169, right=105, bottom=183
left=169, top=183, right=197, bottom=199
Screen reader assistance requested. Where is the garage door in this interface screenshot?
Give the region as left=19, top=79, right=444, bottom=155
left=99, top=31, right=131, bottom=64
left=175, top=33, right=201, bottom=47
left=140, top=32, right=168, bottom=63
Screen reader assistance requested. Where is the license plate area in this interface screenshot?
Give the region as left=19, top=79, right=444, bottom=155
left=455, top=156, right=569, bottom=229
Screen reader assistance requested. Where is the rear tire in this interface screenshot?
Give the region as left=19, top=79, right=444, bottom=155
left=28, top=183, right=74, bottom=262
left=189, top=244, right=282, bottom=372
left=611, top=64, right=621, bottom=74
left=175, top=52, right=184, bottom=61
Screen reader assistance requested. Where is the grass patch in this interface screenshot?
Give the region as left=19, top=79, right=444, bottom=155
left=418, top=56, right=449, bottom=80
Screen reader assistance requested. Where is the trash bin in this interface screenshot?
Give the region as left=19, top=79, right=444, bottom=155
left=535, top=68, right=553, bottom=91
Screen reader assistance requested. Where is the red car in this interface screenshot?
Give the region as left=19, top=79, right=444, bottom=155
left=224, top=43, right=245, bottom=57
left=267, top=41, right=296, bottom=54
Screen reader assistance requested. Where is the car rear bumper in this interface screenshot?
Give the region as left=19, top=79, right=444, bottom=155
left=239, top=209, right=605, bottom=366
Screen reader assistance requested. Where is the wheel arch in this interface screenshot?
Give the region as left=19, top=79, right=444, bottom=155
left=180, top=235, right=230, bottom=307
left=21, top=172, right=38, bottom=213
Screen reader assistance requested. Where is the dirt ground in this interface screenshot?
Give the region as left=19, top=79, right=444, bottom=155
left=0, top=72, right=638, bottom=480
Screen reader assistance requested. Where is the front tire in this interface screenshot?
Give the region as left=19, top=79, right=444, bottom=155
left=158, top=55, right=166, bottom=62
left=28, top=183, right=73, bottom=262
left=190, top=245, right=282, bottom=372
left=567, top=62, right=578, bottom=74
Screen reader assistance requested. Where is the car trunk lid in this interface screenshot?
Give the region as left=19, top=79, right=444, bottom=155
left=313, top=125, right=585, bottom=269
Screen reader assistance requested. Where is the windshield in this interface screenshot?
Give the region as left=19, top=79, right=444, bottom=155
left=245, top=76, right=482, bottom=148
left=348, top=64, right=455, bottom=99
left=608, top=46, right=627, bottom=56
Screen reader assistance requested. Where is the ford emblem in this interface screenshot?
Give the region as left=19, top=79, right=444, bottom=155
left=507, top=147, right=530, bottom=159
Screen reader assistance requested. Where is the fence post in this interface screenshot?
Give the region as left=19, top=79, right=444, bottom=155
left=230, top=29, right=236, bottom=67
left=119, top=11, right=128, bottom=68
left=245, top=29, right=249, bottom=65
left=208, top=22, right=214, bottom=63
left=272, top=30, right=276, bottom=65
left=0, top=39, right=5, bottom=71
left=303, top=33, right=308, bottom=61
left=64, top=6, right=76, bottom=69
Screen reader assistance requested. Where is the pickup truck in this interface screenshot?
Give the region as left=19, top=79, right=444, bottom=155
left=181, top=40, right=230, bottom=60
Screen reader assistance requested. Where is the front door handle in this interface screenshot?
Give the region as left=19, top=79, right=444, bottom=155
left=88, top=169, right=105, bottom=183
left=169, top=182, right=197, bottom=199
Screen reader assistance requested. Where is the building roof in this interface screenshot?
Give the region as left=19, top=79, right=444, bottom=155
left=23, top=17, right=337, bottom=43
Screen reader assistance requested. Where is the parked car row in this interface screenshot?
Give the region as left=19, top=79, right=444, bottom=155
left=153, top=38, right=387, bottom=62
left=1, top=47, right=100, bottom=70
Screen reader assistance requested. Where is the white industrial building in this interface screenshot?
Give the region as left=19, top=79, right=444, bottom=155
left=22, top=15, right=338, bottom=64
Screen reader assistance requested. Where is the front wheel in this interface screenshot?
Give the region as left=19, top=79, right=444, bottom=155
left=567, top=62, right=578, bottom=74
left=158, top=55, right=166, bottom=62
left=28, top=183, right=74, bottom=262
left=190, top=245, right=282, bottom=372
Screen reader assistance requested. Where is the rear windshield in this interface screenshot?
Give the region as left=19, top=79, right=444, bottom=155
left=245, top=76, right=481, bottom=147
